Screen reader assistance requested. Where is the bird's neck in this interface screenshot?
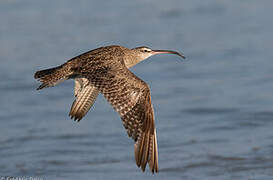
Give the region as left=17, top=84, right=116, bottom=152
left=124, top=57, right=142, bottom=68
left=123, top=51, right=147, bottom=68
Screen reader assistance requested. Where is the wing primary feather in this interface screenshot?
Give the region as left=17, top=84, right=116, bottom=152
left=154, top=129, right=159, bottom=173
left=134, top=142, right=140, bottom=167
left=141, top=132, right=148, bottom=171
left=75, top=85, right=92, bottom=119
left=138, top=133, right=145, bottom=168
left=148, top=134, right=154, bottom=173
left=71, top=85, right=89, bottom=117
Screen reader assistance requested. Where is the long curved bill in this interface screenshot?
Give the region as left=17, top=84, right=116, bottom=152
left=152, top=49, right=186, bottom=59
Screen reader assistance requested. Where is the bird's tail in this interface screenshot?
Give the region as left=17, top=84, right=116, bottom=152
left=34, top=64, right=73, bottom=90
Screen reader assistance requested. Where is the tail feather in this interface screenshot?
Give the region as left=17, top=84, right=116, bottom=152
left=34, top=65, right=71, bottom=90
left=34, top=66, right=61, bottom=79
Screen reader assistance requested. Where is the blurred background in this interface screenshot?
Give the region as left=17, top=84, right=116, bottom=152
left=1, top=0, right=273, bottom=179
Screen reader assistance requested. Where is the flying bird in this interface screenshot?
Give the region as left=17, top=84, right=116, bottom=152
left=34, top=45, right=185, bottom=173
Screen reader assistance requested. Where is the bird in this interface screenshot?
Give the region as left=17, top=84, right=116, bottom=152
left=34, top=45, right=185, bottom=173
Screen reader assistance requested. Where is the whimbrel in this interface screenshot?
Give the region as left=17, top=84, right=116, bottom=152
left=34, top=45, right=185, bottom=173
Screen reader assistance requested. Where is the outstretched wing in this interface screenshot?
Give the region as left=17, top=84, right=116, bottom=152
left=86, top=65, right=158, bottom=173
left=123, top=88, right=158, bottom=173
left=69, top=78, right=99, bottom=121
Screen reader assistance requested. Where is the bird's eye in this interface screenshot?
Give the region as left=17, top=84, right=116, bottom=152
left=143, top=49, right=150, bottom=53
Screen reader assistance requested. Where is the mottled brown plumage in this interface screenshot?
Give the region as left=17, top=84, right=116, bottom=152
left=34, top=45, right=185, bottom=173
left=69, top=78, right=99, bottom=121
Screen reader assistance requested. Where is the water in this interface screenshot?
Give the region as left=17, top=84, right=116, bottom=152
left=1, top=0, right=273, bottom=179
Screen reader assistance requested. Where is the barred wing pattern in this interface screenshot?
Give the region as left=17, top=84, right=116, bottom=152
left=69, top=78, right=99, bottom=121
left=86, top=65, right=158, bottom=173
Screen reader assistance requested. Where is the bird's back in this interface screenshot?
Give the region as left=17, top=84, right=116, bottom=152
left=66, top=45, right=128, bottom=68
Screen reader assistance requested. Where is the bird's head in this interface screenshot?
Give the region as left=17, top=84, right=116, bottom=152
left=132, top=46, right=185, bottom=61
